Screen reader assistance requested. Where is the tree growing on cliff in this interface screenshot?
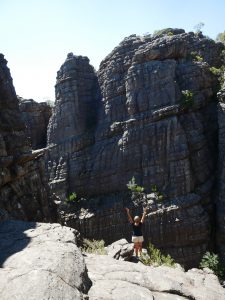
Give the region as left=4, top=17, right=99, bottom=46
left=194, top=22, right=204, bottom=34
left=65, top=192, right=78, bottom=203
left=127, top=177, right=144, bottom=193
left=216, top=31, right=225, bottom=45
left=180, top=90, right=194, bottom=109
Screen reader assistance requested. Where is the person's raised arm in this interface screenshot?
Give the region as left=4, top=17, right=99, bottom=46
left=125, top=207, right=133, bottom=223
left=141, top=207, right=148, bottom=223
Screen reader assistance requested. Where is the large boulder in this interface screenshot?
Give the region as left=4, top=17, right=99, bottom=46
left=107, top=238, right=133, bottom=261
left=85, top=254, right=225, bottom=300
left=0, top=220, right=91, bottom=299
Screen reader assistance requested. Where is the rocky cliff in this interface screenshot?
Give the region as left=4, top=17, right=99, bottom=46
left=19, top=98, right=52, bottom=149
left=217, top=74, right=225, bottom=260
left=46, top=29, right=225, bottom=267
left=0, top=54, right=54, bottom=221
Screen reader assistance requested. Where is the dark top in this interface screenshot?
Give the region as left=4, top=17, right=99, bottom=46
left=132, top=222, right=142, bottom=236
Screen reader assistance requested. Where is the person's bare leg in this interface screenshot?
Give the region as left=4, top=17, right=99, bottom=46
left=134, top=242, right=138, bottom=257
left=139, top=242, right=143, bottom=256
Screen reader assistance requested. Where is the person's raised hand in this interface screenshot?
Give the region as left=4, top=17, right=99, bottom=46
left=144, top=207, right=149, bottom=213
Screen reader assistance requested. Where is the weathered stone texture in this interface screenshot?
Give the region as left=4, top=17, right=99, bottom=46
left=0, top=220, right=91, bottom=299
left=19, top=98, right=52, bottom=149
left=47, top=52, right=98, bottom=145
left=0, top=54, right=53, bottom=221
left=217, top=79, right=225, bottom=260
left=85, top=254, right=225, bottom=300
left=46, top=31, right=224, bottom=267
left=107, top=238, right=134, bottom=261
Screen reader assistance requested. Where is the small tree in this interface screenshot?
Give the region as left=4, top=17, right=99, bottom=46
left=180, top=90, right=194, bottom=109
left=194, top=22, right=205, bottom=34
left=65, top=192, right=77, bottom=203
left=216, top=31, right=225, bottom=45
left=127, top=177, right=144, bottom=193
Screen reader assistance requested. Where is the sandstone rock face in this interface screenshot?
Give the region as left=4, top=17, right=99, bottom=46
left=217, top=78, right=225, bottom=260
left=46, top=52, right=99, bottom=200
left=0, top=54, right=53, bottom=221
left=47, top=31, right=224, bottom=267
left=0, top=220, right=91, bottom=299
left=19, top=98, right=52, bottom=149
left=85, top=254, right=225, bottom=300
left=47, top=52, right=98, bottom=145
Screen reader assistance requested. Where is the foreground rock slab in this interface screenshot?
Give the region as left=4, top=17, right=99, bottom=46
left=85, top=254, right=225, bottom=300
left=0, top=220, right=91, bottom=300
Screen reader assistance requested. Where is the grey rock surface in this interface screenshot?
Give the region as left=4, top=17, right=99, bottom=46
left=0, top=220, right=91, bottom=299
left=19, top=97, right=52, bottom=149
left=47, top=52, right=98, bottom=145
left=217, top=78, right=225, bottom=261
left=107, top=238, right=133, bottom=261
left=46, top=30, right=224, bottom=267
left=85, top=254, right=225, bottom=300
left=0, top=54, right=54, bottom=221
left=46, top=52, right=99, bottom=200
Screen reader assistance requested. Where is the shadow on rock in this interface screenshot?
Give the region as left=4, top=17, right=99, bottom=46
left=0, top=220, right=36, bottom=267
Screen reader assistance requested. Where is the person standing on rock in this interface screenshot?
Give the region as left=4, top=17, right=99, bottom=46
left=125, top=207, right=148, bottom=257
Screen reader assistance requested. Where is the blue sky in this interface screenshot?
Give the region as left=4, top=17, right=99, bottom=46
left=0, top=0, right=224, bottom=101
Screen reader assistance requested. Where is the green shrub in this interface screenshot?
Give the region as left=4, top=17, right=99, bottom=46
left=190, top=51, right=197, bottom=57
left=209, top=66, right=225, bottom=88
left=195, top=55, right=203, bottom=62
left=216, top=31, right=225, bottom=45
left=221, top=50, right=225, bottom=59
left=190, top=52, right=203, bottom=62
left=209, top=66, right=222, bottom=76
left=180, top=90, right=194, bottom=109
left=140, top=243, right=175, bottom=267
left=157, top=194, right=164, bottom=201
left=82, top=239, right=107, bottom=255
left=65, top=192, right=77, bottom=203
left=153, top=28, right=174, bottom=37
left=151, top=185, right=157, bottom=193
left=127, top=176, right=145, bottom=193
left=151, top=185, right=164, bottom=202
left=200, top=252, right=225, bottom=278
